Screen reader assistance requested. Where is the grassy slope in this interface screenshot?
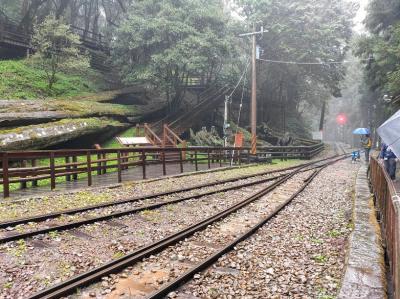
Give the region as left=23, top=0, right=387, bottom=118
left=0, top=59, right=105, bottom=99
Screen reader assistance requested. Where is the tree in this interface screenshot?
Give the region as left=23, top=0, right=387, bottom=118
left=31, top=15, right=89, bottom=90
left=355, top=0, right=400, bottom=112
left=235, top=0, right=355, bottom=135
left=112, top=0, right=234, bottom=111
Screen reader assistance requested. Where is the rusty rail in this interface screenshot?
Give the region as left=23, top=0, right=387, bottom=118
left=0, top=144, right=324, bottom=198
left=370, top=157, right=400, bottom=299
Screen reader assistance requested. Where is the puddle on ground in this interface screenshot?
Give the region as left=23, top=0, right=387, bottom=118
left=105, top=269, right=169, bottom=298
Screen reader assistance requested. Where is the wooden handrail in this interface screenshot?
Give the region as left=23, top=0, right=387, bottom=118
left=0, top=144, right=324, bottom=198
left=370, top=157, right=400, bottom=299
left=144, top=123, right=163, bottom=145
left=163, top=124, right=184, bottom=146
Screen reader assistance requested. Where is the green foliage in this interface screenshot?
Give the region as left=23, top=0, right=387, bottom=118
left=189, top=127, right=224, bottom=146
left=327, top=229, right=341, bottom=237
left=0, top=60, right=100, bottom=99
left=236, top=0, right=355, bottom=135
left=238, top=0, right=354, bottom=95
left=113, top=0, right=235, bottom=110
left=101, top=127, right=143, bottom=148
left=355, top=25, right=400, bottom=97
left=312, top=254, right=328, bottom=263
left=364, top=0, right=400, bottom=34
left=31, top=15, right=90, bottom=90
left=355, top=0, right=400, bottom=112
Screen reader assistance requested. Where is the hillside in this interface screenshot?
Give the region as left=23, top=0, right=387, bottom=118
left=0, top=59, right=167, bottom=150
left=0, top=59, right=109, bottom=99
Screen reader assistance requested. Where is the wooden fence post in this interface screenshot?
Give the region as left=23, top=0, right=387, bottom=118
left=141, top=150, right=146, bottom=179
left=65, top=156, right=71, bottom=182
left=195, top=150, right=198, bottom=171
left=162, top=149, right=166, bottom=176
left=50, top=152, right=56, bottom=190
left=87, top=151, right=92, bottom=186
left=219, top=150, right=222, bottom=167
left=2, top=153, right=10, bottom=198
left=182, top=141, right=187, bottom=161
left=179, top=150, right=183, bottom=173
left=72, top=156, right=78, bottom=180
left=207, top=149, right=211, bottom=169
left=31, top=159, right=38, bottom=187
left=117, top=151, right=122, bottom=183
left=136, top=123, right=140, bottom=136
left=247, top=149, right=251, bottom=164
left=96, top=153, right=102, bottom=175
left=20, top=160, right=27, bottom=189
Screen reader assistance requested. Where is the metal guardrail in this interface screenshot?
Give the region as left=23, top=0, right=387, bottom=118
left=370, top=157, right=400, bottom=299
left=0, top=143, right=324, bottom=198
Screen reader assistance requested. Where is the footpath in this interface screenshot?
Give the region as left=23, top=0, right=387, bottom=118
left=339, top=163, right=387, bottom=298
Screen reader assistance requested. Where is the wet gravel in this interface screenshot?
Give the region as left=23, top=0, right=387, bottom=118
left=174, top=159, right=358, bottom=299
left=0, top=173, right=280, bottom=298
left=0, top=162, right=302, bottom=222
left=0, top=148, right=344, bottom=298
left=74, top=169, right=314, bottom=298
left=0, top=171, right=291, bottom=238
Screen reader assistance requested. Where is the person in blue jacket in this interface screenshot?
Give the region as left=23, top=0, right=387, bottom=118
left=380, top=143, right=397, bottom=180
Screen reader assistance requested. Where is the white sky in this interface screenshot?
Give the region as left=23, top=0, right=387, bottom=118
left=353, top=0, right=369, bottom=33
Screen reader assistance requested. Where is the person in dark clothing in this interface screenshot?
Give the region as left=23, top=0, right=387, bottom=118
left=380, top=143, right=397, bottom=180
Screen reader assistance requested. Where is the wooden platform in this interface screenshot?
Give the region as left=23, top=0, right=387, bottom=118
left=6, top=161, right=229, bottom=199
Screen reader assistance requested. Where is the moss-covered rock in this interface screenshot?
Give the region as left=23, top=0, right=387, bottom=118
left=0, top=118, right=128, bottom=150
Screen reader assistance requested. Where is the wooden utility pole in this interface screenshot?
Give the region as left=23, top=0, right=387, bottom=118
left=251, top=24, right=257, bottom=155
left=239, top=24, right=267, bottom=155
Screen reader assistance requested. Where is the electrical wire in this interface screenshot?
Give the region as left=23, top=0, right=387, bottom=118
left=257, top=57, right=373, bottom=65
left=228, top=58, right=251, bottom=98
left=230, top=60, right=249, bottom=165
left=235, top=62, right=249, bottom=130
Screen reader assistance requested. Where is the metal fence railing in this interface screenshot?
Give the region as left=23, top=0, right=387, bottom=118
left=370, top=157, right=400, bottom=299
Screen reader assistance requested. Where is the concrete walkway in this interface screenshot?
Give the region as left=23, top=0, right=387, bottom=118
left=338, top=163, right=386, bottom=298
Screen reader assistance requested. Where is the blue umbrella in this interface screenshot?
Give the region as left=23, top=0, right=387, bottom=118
left=352, top=128, right=370, bottom=135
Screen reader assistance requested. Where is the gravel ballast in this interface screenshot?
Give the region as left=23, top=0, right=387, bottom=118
left=175, top=159, right=359, bottom=299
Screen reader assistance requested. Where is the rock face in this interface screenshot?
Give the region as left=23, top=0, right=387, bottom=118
left=0, top=98, right=135, bottom=127
left=0, top=118, right=128, bottom=151
left=0, top=86, right=170, bottom=150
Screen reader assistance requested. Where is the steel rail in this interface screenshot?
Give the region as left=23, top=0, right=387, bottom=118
left=27, top=155, right=347, bottom=299
left=146, top=157, right=341, bottom=298
left=0, top=156, right=335, bottom=230
left=0, top=165, right=327, bottom=243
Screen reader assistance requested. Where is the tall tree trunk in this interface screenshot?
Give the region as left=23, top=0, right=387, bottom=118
left=56, top=0, right=72, bottom=19
left=92, top=0, right=100, bottom=37
left=18, top=0, right=48, bottom=31
left=319, top=100, right=326, bottom=131
left=83, top=0, right=93, bottom=39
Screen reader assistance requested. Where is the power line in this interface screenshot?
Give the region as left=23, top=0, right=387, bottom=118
left=257, top=57, right=373, bottom=65
left=228, top=58, right=251, bottom=98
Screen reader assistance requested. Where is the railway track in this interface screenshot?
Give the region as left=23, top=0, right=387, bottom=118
left=26, top=154, right=348, bottom=299
left=0, top=161, right=311, bottom=229
left=0, top=157, right=340, bottom=244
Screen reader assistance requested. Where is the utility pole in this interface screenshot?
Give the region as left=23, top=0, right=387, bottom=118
left=223, top=95, right=231, bottom=147
left=239, top=24, right=267, bottom=155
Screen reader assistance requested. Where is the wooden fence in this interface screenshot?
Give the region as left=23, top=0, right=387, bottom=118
left=370, top=157, right=400, bottom=299
left=0, top=143, right=324, bottom=198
